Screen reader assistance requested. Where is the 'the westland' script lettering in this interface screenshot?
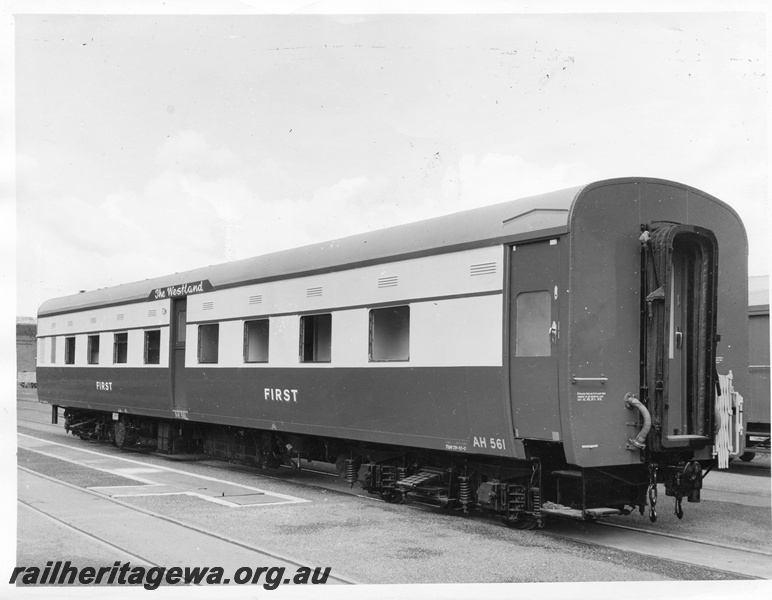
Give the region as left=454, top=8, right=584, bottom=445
left=148, top=280, right=213, bottom=301
left=154, top=282, right=204, bottom=300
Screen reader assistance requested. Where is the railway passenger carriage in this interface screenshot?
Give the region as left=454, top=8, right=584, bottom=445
left=743, top=275, right=770, bottom=460
left=36, top=177, right=749, bottom=527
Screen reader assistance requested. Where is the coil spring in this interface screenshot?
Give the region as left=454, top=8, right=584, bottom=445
left=345, top=458, right=357, bottom=488
left=458, top=476, right=472, bottom=513
left=381, top=466, right=397, bottom=487
left=397, top=467, right=407, bottom=480
left=531, top=487, right=542, bottom=527
left=531, top=487, right=541, bottom=511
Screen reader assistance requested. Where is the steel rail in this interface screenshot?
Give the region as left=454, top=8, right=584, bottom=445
left=596, top=520, right=772, bottom=557
left=17, top=494, right=162, bottom=568
left=16, top=466, right=361, bottom=585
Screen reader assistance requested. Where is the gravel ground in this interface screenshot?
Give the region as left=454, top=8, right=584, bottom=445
left=604, top=494, right=771, bottom=552
left=118, top=477, right=742, bottom=583
left=15, top=504, right=152, bottom=586
left=16, top=423, right=753, bottom=583
left=604, top=476, right=772, bottom=560
left=709, top=462, right=771, bottom=494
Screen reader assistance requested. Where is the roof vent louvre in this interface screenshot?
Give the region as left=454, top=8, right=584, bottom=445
left=148, top=309, right=157, bottom=317
left=306, top=287, right=323, bottom=298
left=249, top=295, right=263, bottom=305
left=470, top=262, right=497, bottom=276
left=202, top=301, right=214, bottom=311
left=117, top=314, right=125, bottom=321
left=378, top=276, right=399, bottom=288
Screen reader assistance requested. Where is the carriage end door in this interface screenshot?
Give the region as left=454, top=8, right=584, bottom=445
left=508, top=240, right=562, bottom=441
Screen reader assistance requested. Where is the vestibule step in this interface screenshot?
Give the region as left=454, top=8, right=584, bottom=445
left=541, top=503, right=621, bottom=520
left=585, top=507, right=622, bottom=517
left=551, top=469, right=583, bottom=478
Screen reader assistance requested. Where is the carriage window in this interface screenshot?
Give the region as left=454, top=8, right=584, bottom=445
left=198, top=324, right=219, bottom=364
left=88, top=335, right=100, bottom=364
left=300, top=314, right=331, bottom=362
left=515, top=291, right=552, bottom=357
left=64, top=337, right=76, bottom=365
left=244, top=319, right=269, bottom=363
left=50, top=337, right=56, bottom=364
left=145, top=330, right=161, bottom=364
left=113, top=332, right=128, bottom=364
left=370, top=306, right=410, bottom=361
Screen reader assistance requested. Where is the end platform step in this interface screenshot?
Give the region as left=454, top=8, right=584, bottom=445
left=541, top=502, right=621, bottom=520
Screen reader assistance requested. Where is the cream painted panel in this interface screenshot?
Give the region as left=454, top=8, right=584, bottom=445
left=99, top=332, right=112, bottom=366
left=106, top=332, right=119, bottom=366
left=37, top=299, right=171, bottom=336
left=159, top=328, right=170, bottom=368
left=52, top=337, right=61, bottom=365
left=186, top=246, right=503, bottom=323
left=37, top=323, right=170, bottom=368
left=218, top=320, right=244, bottom=367
left=127, top=330, right=144, bottom=367
left=411, top=295, right=503, bottom=367
left=185, top=325, right=197, bottom=367
left=185, top=296, right=502, bottom=369
left=135, top=327, right=170, bottom=368
left=74, top=334, right=88, bottom=366
left=269, top=316, right=300, bottom=367
left=332, top=309, right=370, bottom=366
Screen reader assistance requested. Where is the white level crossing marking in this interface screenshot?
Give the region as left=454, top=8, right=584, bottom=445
left=18, top=433, right=309, bottom=508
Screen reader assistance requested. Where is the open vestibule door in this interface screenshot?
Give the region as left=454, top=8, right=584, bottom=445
left=641, top=224, right=719, bottom=453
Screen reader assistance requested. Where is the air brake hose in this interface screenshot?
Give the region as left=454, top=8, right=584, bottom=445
left=625, top=393, right=651, bottom=450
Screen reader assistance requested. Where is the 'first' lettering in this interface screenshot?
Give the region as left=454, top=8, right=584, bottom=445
left=264, top=388, right=298, bottom=402
left=96, top=381, right=113, bottom=391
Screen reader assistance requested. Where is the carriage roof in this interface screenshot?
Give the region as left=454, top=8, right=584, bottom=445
left=37, top=177, right=734, bottom=316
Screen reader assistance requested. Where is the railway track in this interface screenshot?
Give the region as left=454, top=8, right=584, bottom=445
left=597, top=520, right=772, bottom=558
left=541, top=520, right=771, bottom=580
left=17, top=461, right=359, bottom=586
left=17, top=399, right=772, bottom=581
left=17, top=426, right=771, bottom=581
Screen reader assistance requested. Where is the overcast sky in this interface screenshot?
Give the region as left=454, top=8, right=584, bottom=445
left=4, top=3, right=770, bottom=597
left=12, top=3, right=769, bottom=318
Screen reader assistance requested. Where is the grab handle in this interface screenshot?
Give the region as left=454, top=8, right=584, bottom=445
left=571, top=376, right=608, bottom=384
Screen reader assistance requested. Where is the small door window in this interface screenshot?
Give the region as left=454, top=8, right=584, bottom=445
left=64, top=337, right=76, bottom=365
left=369, top=306, right=410, bottom=362
left=244, top=319, right=270, bottom=363
left=515, top=291, right=552, bottom=357
left=88, top=335, right=100, bottom=364
left=113, top=332, right=128, bottom=364
left=300, top=314, right=332, bottom=363
left=145, top=330, right=162, bottom=364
